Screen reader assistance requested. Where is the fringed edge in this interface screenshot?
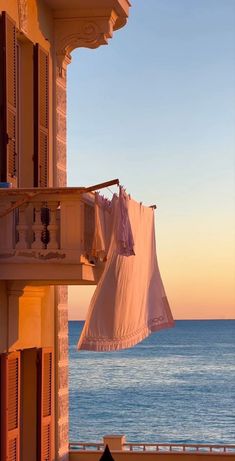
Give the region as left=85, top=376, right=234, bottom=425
left=77, top=320, right=175, bottom=352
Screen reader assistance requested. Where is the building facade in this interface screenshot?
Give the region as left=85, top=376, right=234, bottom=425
left=0, top=1, right=130, bottom=460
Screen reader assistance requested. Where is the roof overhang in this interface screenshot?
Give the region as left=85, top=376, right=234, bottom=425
left=44, top=0, right=131, bottom=73
left=44, top=0, right=131, bottom=31
left=44, top=0, right=131, bottom=71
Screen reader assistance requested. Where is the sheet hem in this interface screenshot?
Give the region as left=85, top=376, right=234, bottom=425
left=78, top=319, right=175, bottom=352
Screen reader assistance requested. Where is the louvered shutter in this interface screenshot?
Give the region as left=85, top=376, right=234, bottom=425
left=34, top=44, right=49, bottom=187
left=37, top=348, right=53, bottom=461
left=0, top=351, right=21, bottom=461
left=0, top=12, right=18, bottom=186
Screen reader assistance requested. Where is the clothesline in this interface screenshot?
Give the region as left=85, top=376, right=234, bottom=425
left=0, top=177, right=157, bottom=219
left=0, top=178, right=120, bottom=218
left=103, top=186, right=157, bottom=210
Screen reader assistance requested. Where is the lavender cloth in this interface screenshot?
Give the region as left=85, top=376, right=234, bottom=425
left=117, top=187, right=135, bottom=256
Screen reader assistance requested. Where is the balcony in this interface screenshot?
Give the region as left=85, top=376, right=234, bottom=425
left=69, top=438, right=235, bottom=461
left=0, top=186, right=104, bottom=284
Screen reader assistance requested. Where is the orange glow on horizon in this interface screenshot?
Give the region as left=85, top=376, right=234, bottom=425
left=68, top=200, right=235, bottom=321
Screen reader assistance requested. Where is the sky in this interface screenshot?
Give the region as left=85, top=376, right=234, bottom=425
left=67, top=0, right=235, bottom=320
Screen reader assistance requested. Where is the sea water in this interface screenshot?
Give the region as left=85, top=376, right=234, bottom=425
left=69, top=320, right=235, bottom=444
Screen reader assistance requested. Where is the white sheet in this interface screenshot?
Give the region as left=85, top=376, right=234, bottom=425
left=78, top=190, right=174, bottom=351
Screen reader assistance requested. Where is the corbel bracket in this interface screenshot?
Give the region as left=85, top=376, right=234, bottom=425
left=55, top=11, right=118, bottom=75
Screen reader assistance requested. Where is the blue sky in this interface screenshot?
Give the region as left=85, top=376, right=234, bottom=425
left=67, top=0, right=235, bottom=319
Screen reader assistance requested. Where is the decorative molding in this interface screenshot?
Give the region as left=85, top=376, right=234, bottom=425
left=56, top=69, right=67, bottom=185
left=58, top=363, right=68, bottom=389
left=55, top=13, right=118, bottom=73
left=58, top=393, right=69, bottom=420
left=58, top=336, right=68, bottom=362
left=18, top=0, right=28, bottom=34
left=57, top=286, right=68, bottom=304
left=56, top=112, right=67, bottom=141
left=55, top=285, right=69, bottom=460
left=56, top=141, right=67, bottom=169
left=58, top=420, right=69, bottom=446
left=6, top=280, right=26, bottom=298
left=56, top=164, right=67, bottom=188
left=56, top=84, right=67, bottom=112
left=57, top=20, right=109, bottom=54
left=57, top=54, right=71, bottom=79
left=58, top=314, right=68, bottom=335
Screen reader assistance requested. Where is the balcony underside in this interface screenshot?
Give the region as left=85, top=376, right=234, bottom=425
left=0, top=258, right=102, bottom=285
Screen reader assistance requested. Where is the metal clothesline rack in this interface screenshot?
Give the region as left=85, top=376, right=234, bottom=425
left=0, top=178, right=157, bottom=218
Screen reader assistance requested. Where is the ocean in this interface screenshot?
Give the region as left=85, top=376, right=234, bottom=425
left=69, top=320, right=235, bottom=445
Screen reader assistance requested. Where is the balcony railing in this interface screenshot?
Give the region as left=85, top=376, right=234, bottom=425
left=123, top=443, right=235, bottom=454
left=69, top=441, right=235, bottom=455
left=0, top=186, right=104, bottom=283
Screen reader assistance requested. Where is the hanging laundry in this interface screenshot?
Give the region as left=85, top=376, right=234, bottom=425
left=77, top=188, right=174, bottom=351
left=91, top=188, right=135, bottom=260
left=91, top=193, right=113, bottom=260
left=116, top=187, right=135, bottom=256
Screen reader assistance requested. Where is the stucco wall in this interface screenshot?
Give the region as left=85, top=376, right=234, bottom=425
left=0, top=0, right=53, bottom=49
left=0, top=282, right=54, bottom=353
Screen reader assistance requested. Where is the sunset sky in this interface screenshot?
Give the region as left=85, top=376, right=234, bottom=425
left=67, top=0, right=235, bottom=320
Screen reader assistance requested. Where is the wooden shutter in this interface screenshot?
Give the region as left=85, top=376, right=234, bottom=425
left=37, top=348, right=53, bottom=461
left=0, top=351, right=21, bottom=461
left=34, top=44, right=49, bottom=187
left=0, top=12, right=18, bottom=186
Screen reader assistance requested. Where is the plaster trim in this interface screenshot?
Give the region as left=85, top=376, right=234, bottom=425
left=55, top=13, right=117, bottom=72
left=17, top=0, right=28, bottom=34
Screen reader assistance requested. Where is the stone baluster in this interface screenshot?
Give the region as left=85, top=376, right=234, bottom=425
left=15, top=204, right=29, bottom=249
left=47, top=202, right=59, bottom=249
left=31, top=203, right=44, bottom=249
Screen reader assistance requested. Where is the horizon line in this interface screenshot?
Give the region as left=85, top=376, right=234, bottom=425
left=68, top=318, right=235, bottom=321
